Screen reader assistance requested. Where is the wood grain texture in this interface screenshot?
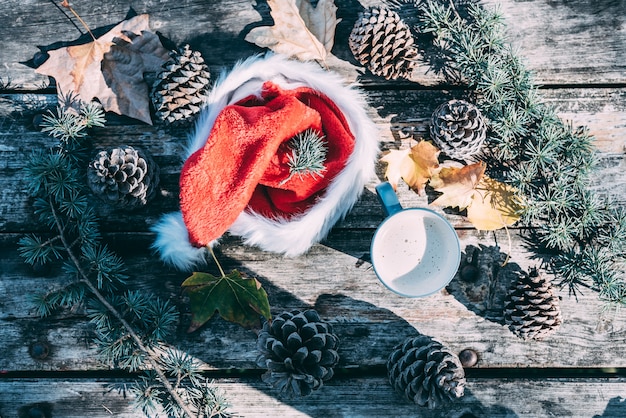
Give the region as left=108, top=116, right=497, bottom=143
left=1, top=87, right=625, bottom=234
left=481, top=0, right=626, bottom=85
left=2, top=231, right=625, bottom=372
left=0, top=376, right=625, bottom=418
left=1, top=83, right=625, bottom=374
left=1, top=1, right=625, bottom=415
left=0, top=0, right=624, bottom=89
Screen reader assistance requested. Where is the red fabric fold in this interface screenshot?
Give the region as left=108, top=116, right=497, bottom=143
left=180, top=81, right=355, bottom=248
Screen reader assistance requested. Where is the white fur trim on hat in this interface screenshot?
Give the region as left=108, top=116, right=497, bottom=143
left=152, top=54, right=380, bottom=268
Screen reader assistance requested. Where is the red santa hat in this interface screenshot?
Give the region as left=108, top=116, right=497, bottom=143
left=152, top=54, right=379, bottom=270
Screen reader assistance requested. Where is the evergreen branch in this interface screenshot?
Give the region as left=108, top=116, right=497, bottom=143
left=18, top=234, right=64, bottom=266
left=20, top=99, right=229, bottom=417
left=47, top=199, right=196, bottom=418
left=40, top=107, right=87, bottom=143
left=414, top=0, right=626, bottom=304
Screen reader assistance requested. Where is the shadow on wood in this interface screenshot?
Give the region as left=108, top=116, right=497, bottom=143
left=446, top=244, right=522, bottom=325
left=593, top=396, right=626, bottom=418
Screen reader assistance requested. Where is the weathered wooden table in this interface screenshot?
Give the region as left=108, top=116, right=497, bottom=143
left=1, top=1, right=625, bottom=417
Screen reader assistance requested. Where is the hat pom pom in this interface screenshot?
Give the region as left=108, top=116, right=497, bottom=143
left=151, top=212, right=213, bottom=270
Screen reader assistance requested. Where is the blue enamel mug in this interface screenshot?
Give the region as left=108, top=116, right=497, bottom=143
left=371, top=182, right=461, bottom=297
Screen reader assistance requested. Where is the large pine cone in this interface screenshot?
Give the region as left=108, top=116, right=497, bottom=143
left=504, top=268, right=562, bottom=340
left=87, top=146, right=159, bottom=208
left=256, top=309, right=340, bottom=397
left=151, top=44, right=211, bottom=124
left=349, top=7, right=419, bottom=80
left=387, top=334, right=466, bottom=408
left=430, top=99, right=487, bottom=161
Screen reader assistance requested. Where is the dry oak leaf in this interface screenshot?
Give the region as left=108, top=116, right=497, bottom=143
left=430, top=162, right=523, bottom=230
left=35, top=14, right=169, bottom=124
left=245, top=0, right=340, bottom=63
left=380, top=140, right=440, bottom=195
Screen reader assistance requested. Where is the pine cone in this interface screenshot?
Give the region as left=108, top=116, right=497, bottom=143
left=151, top=44, right=211, bottom=124
left=87, top=146, right=159, bottom=208
left=387, top=334, right=465, bottom=408
left=430, top=99, right=487, bottom=161
left=349, top=7, right=418, bottom=80
left=256, top=309, right=340, bottom=397
left=504, top=268, right=562, bottom=340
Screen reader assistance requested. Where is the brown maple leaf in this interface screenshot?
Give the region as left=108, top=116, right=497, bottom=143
left=36, top=14, right=169, bottom=124
left=245, top=0, right=340, bottom=63
left=431, top=162, right=523, bottom=230
left=407, top=140, right=441, bottom=195
left=430, top=162, right=486, bottom=209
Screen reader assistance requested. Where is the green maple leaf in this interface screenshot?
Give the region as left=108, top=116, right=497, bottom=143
left=182, top=270, right=271, bottom=331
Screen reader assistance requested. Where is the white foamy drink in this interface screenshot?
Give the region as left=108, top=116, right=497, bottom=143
left=371, top=182, right=461, bottom=298
left=371, top=210, right=459, bottom=297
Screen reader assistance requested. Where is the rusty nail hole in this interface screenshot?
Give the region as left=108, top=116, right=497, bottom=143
left=459, top=348, right=478, bottom=367
left=29, top=342, right=49, bottom=360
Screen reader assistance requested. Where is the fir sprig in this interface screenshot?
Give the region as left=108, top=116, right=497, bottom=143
left=284, top=128, right=328, bottom=183
left=40, top=92, right=105, bottom=140
left=20, top=97, right=230, bottom=417
left=124, top=349, right=232, bottom=417
left=414, top=1, right=626, bottom=304
left=131, top=370, right=231, bottom=418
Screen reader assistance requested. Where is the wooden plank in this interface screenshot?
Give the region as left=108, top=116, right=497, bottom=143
left=2, top=231, right=625, bottom=372
left=1, top=376, right=625, bottom=417
left=1, top=87, right=625, bottom=233
left=0, top=0, right=624, bottom=89
left=1, top=146, right=624, bottom=233
left=482, top=0, right=626, bottom=85
left=368, top=87, right=626, bottom=154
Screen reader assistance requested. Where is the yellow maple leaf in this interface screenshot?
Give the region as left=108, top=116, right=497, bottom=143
left=35, top=14, right=169, bottom=124
left=244, top=0, right=340, bottom=63
left=380, top=141, right=440, bottom=194
left=468, top=177, right=524, bottom=230
left=380, top=148, right=412, bottom=190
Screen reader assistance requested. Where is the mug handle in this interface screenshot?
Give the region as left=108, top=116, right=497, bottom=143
left=375, top=182, right=403, bottom=216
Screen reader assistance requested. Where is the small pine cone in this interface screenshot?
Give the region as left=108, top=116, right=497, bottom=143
left=504, top=268, right=562, bottom=340
left=151, top=44, right=211, bottom=124
left=387, top=334, right=465, bottom=408
left=349, top=7, right=419, bottom=80
left=256, top=309, right=340, bottom=397
left=430, top=99, right=487, bottom=162
left=87, top=146, right=159, bottom=208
